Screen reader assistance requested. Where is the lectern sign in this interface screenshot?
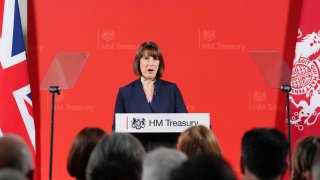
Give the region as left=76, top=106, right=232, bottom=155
left=115, top=113, right=210, bottom=133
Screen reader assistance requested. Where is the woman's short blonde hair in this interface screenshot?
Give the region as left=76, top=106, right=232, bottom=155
left=177, top=125, right=221, bottom=157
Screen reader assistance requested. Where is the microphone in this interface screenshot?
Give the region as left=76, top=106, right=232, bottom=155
left=49, top=86, right=61, bottom=95
left=280, top=85, right=292, bottom=92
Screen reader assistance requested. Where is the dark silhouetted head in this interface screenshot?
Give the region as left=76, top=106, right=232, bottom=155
left=241, top=128, right=289, bottom=180
left=170, top=153, right=236, bottom=180
left=86, top=133, right=146, bottom=180
left=67, top=127, right=106, bottom=180
left=0, top=134, right=33, bottom=180
left=142, top=147, right=187, bottom=180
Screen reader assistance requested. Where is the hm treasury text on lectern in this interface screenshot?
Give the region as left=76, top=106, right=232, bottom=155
left=115, top=113, right=210, bottom=150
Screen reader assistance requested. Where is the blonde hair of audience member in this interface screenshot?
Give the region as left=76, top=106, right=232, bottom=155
left=0, top=134, right=33, bottom=180
left=291, top=136, right=320, bottom=180
left=177, top=125, right=221, bottom=157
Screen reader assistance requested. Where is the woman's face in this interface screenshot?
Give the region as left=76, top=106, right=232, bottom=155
left=139, top=54, right=160, bottom=80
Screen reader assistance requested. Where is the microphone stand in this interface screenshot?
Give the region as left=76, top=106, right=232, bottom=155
left=49, top=86, right=60, bottom=180
left=280, top=85, right=292, bottom=172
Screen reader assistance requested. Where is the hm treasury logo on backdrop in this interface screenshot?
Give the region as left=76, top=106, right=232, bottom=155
left=97, top=29, right=139, bottom=50
left=290, top=29, right=320, bottom=131
left=198, top=29, right=246, bottom=51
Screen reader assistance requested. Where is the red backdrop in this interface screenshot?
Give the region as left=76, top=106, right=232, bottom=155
left=28, top=0, right=301, bottom=179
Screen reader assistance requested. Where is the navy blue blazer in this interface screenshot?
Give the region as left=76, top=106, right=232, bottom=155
left=112, top=78, right=188, bottom=129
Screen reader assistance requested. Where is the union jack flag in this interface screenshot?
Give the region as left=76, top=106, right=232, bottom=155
left=0, top=0, right=35, bottom=151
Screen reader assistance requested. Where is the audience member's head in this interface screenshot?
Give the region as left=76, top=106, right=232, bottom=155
left=142, top=147, right=187, bottom=180
left=177, top=125, right=221, bottom=157
left=67, top=127, right=106, bottom=180
left=291, top=136, right=320, bottom=180
left=170, top=153, right=236, bottom=180
left=0, top=134, right=33, bottom=180
left=86, top=133, right=146, bottom=180
left=241, top=128, right=289, bottom=180
left=312, top=143, right=320, bottom=180
left=0, top=169, right=28, bottom=180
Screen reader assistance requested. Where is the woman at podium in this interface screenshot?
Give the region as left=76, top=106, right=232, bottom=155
left=113, top=42, right=188, bottom=151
